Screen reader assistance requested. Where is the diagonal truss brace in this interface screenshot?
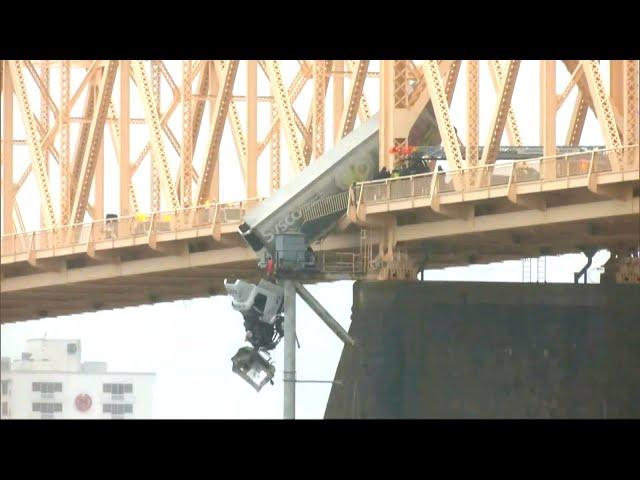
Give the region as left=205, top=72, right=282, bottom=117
left=197, top=60, right=239, bottom=205
left=265, top=60, right=306, bottom=173
left=8, top=60, right=57, bottom=228
left=337, top=60, right=369, bottom=140
left=131, top=60, right=181, bottom=210
left=566, top=90, right=588, bottom=146
left=480, top=61, right=521, bottom=166
left=489, top=60, right=522, bottom=147
left=69, top=61, right=119, bottom=224
left=422, top=60, right=464, bottom=170
left=258, top=63, right=310, bottom=157
left=348, top=60, right=371, bottom=121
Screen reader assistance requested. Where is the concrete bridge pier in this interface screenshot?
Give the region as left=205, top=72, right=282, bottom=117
left=325, top=281, right=640, bottom=419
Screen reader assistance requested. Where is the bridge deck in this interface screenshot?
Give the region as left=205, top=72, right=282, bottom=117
left=1, top=147, right=638, bottom=324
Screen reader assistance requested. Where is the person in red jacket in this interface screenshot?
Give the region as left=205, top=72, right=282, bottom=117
left=266, top=256, right=275, bottom=276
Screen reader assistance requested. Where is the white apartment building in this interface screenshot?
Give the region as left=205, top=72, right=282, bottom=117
left=1, top=339, right=155, bottom=419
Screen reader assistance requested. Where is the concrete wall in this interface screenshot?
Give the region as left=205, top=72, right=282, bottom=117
left=325, top=281, right=640, bottom=419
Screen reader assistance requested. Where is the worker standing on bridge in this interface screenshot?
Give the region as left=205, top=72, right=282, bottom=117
left=374, top=166, right=390, bottom=179
left=424, top=158, right=437, bottom=173
left=266, top=256, right=275, bottom=276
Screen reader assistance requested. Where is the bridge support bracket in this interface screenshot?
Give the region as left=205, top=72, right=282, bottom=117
left=211, top=205, right=222, bottom=242
left=28, top=256, right=67, bottom=273
left=587, top=177, right=632, bottom=202
left=149, top=239, right=189, bottom=256
left=87, top=248, right=121, bottom=264
left=336, top=214, right=352, bottom=232
left=431, top=195, right=474, bottom=220
left=507, top=184, right=547, bottom=211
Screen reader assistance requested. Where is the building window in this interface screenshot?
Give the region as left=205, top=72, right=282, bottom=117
left=32, top=402, right=63, bottom=413
left=32, top=382, right=62, bottom=393
left=103, top=383, right=133, bottom=395
left=1, top=380, right=9, bottom=395
left=1, top=402, right=8, bottom=417
left=103, top=403, right=133, bottom=415
left=67, top=343, right=78, bottom=354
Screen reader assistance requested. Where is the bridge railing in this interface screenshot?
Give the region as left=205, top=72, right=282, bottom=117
left=0, top=198, right=265, bottom=259
left=2, top=146, right=638, bottom=260
left=319, top=251, right=364, bottom=274
left=355, top=145, right=638, bottom=206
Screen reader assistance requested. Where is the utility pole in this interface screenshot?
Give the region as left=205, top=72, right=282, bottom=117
left=283, top=279, right=296, bottom=419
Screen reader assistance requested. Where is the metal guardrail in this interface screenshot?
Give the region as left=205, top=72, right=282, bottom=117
left=319, top=252, right=364, bottom=274
left=0, top=198, right=264, bottom=259
left=355, top=146, right=639, bottom=206
left=1, top=146, right=638, bottom=261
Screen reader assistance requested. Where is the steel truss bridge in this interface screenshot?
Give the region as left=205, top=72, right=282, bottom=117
left=1, top=60, right=638, bottom=323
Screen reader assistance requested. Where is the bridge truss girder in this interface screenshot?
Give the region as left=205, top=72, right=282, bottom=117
left=1, top=60, right=638, bottom=237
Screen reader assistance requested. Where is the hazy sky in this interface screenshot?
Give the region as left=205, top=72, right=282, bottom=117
left=0, top=61, right=613, bottom=418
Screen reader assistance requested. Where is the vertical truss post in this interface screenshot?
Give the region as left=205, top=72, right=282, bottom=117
left=540, top=60, right=557, bottom=183
left=466, top=60, right=479, bottom=167
left=191, top=61, right=210, bottom=157
left=333, top=60, right=344, bottom=143
left=379, top=60, right=396, bottom=171
left=60, top=60, right=71, bottom=225
left=151, top=61, right=161, bottom=211
left=540, top=60, right=556, bottom=156
left=39, top=61, right=50, bottom=229
left=270, top=95, right=280, bottom=193
left=181, top=60, right=193, bottom=207
left=623, top=60, right=638, bottom=169
left=209, top=62, right=220, bottom=202
left=389, top=59, right=411, bottom=171
left=120, top=60, right=131, bottom=216
left=312, top=60, right=327, bottom=161
left=582, top=60, right=623, bottom=170
left=2, top=61, right=15, bottom=234
left=394, top=60, right=409, bottom=108
left=610, top=60, right=624, bottom=117
left=246, top=60, right=258, bottom=199
left=39, top=62, right=50, bottom=152
left=94, top=90, right=105, bottom=222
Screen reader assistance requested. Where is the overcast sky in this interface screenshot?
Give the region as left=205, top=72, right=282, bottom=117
left=0, top=61, right=613, bottom=418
